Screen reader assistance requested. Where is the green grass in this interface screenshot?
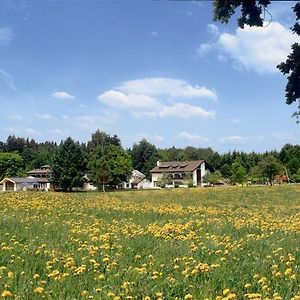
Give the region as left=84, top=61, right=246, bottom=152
left=0, top=185, right=299, bottom=299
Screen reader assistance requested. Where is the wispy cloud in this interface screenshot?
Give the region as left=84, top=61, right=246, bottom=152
left=158, top=103, right=215, bottom=119
left=219, top=135, right=263, bottom=144
left=176, top=131, right=209, bottom=142
left=73, top=111, right=118, bottom=131
left=0, top=27, right=14, bottom=45
left=51, top=91, right=75, bottom=100
left=49, top=128, right=67, bottom=136
left=231, top=118, right=239, bottom=123
left=0, top=68, right=17, bottom=91
left=7, top=114, right=23, bottom=121
left=35, top=113, right=55, bottom=120
left=6, top=126, right=40, bottom=136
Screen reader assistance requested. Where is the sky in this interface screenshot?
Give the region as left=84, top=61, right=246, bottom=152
left=0, top=0, right=299, bottom=153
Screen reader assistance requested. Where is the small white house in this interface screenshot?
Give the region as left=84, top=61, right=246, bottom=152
left=150, top=160, right=212, bottom=188
left=0, top=177, right=50, bottom=191
left=119, top=170, right=152, bottom=189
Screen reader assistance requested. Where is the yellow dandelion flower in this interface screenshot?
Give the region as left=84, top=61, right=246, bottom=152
left=81, top=290, right=89, bottom=297
left=1, top=290, right=12, bottom=298
left=34, top=287, right=44, bottom=294
left=184, top=294, right=193, bottom=299
left=7, top=271, right=14, bottom=278
left=285, top=268, right=292, bottom=276
left=223, top=289, right=230, bottom=295
left=107, top=291, right=115, bottom=297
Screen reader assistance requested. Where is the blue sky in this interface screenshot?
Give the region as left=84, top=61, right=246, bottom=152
left=0, top=0, right=299, bottom=152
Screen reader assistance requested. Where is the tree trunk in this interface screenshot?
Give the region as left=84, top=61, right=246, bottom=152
left=102, top=183, right=105, bottom=192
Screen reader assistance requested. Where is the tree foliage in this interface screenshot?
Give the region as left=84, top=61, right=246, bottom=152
left=131, top=139, right=160, bottom=179
left=87, top=130, right=121, bottom=152
left=202, top=171, right=223, bottom=186
left=51, top=137, right=86, bottom=191
left=258, top=155, right=282, bottom=185
left=213, top=0, right=300, bottom=120
left=230, top=159, right=247, bottom=184
left=88, top=149, right=112, bottom=192
left=0, top=153, right=24, bottom=179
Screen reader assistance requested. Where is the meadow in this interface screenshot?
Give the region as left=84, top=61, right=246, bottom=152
left=0, top=186, right=299, bottom=300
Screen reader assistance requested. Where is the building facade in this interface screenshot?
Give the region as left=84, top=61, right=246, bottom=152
left=150, top=160, right=212, bottom=188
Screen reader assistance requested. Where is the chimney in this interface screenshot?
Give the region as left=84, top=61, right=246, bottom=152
left=157, top=160, right=161, bottom=167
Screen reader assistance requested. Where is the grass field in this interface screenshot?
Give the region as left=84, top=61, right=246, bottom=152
left=0, top=186, right=299, bottom=299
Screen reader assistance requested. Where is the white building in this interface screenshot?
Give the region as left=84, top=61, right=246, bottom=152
left=0, top=177, right=50, bottom=191
left=0, top=165, right=52, bottom=191
left=150, top=160, right=212, bottom=188
left=119, top=170, right=152, bottom=189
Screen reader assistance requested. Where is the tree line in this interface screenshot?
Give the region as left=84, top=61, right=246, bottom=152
left=0, top=130, right=300, bottom=190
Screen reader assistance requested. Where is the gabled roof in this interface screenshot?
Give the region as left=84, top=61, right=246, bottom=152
left=0, top=177, right=50, bottom=184
left=131, top=177, right=145, bottom=185
left=150, top=160, right=205, bottom=173
left=27, top=169, right=51, bottom=175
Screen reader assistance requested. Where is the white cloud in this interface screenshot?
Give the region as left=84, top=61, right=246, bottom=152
left=6, top=126, right=40, bottom=136
left=74, top=111, right=118, bottom=131
left=151, top=31, right=158, bottom=37
left=197, top=43, right=214, bottom=57
left=7, top=126, right=21, bottom=134
left=25, top=128, right=40, bottom=136
left=51, top=91, right=75, bottom=100
left=231, top=118, right=239, bottom=123
left=218, top=22, right=300, bottom=73
left=49, top=129, right=67, bottom=136
left=35, top=113, right=55, bottom=120
left=99, top=78, right=217, bottom=120
left=176, top=131, right=209, bottom=142
left=0, top=68, right=16, bottom=91
left=132, top=103, right=215, bottom=119
left=135, top=133, right=165, bottom=143
left=207, top=24, right=219, bottom=36
left=7, top=114, right=22, bottom=121
left=159, top=103, right=215, bottom=119
left=219, top=135, right=263, bottom=144
left=98, top=90, right=161, bottom=108
left=118, top=77, right=217, bottom=100
left=0, top=27, right=14, bottom=45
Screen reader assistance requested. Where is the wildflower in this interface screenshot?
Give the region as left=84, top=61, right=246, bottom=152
left=285, top=268, right=292, bottom=275
left=81, top=290, right=89, bottom=297
left=34, top=287, right=44, bottom=294
left=244, top=283, right=251, bottom=289
left=7, top=271, right=14, bottom=278
left=223, top=289, right=230, bottom=295
left=98, top=274, right=105, bottom=280
left=107, top=291, right=115, bottom=297
left=1, top=290, right=12, bottom=298
left=184, top=294, right=193, bottom=299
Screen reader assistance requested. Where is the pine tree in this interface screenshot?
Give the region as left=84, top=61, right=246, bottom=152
left=51, top=137, right=86, bottom=191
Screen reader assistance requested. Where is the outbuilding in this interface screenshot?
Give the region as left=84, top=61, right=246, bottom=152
left=0, top=177, right=50, bottom=191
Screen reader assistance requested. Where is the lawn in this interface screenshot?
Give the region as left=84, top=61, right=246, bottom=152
left=0, top=186, right=299, bottom=299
